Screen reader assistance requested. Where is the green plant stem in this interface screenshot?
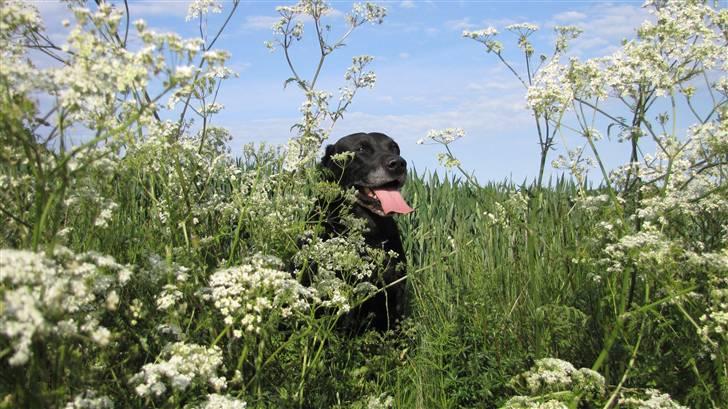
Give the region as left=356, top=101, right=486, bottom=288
left=602, top=294, right=648, bottom=408
left=444, top=144, right=478, bottom=188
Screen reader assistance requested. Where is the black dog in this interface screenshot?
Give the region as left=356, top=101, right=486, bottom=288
left=319, top=132, right=413, bottom=332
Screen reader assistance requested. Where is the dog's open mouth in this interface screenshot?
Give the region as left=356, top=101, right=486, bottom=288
left=356, top=181, right=414, bottom=216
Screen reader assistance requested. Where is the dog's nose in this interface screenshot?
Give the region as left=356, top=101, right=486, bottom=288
left=386, top=156, right=407, bottom=172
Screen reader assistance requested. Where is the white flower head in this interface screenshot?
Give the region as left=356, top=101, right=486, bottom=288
left=186, top=0, right=223, bottom=22
left=424, top=128, right=465, bottom=145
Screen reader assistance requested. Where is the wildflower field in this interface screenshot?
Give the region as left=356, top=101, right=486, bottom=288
left=1, top=0, right=727, bottom=408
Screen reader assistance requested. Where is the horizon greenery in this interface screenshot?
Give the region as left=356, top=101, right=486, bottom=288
left=1, top=1, right=726, bottom=408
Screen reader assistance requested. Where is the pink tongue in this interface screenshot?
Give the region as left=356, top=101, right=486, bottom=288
left=373, top=189, right=414, bottom=215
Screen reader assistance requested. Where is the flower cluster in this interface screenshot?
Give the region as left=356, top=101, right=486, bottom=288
left=527, top=56, right=573, bottom=115
left=186, top=394, right=248, bottom=409
left=418, top=128, right=466, bottom=170
left=482, top=191, right=530, bottom=227
left=554, top=25, right=582, bottom=53
left=156, top=284, right=184, bottom=311
left=186, top=0, right=223, bottom=22
left=506, top=23, right=538, bottom=56
left=501, top=397, right=568, bottom=409
left=348, top=2, right=388, bottom=26
left=618, top=389, right=688, bottom=409
left=345, top=55, right=377, bottom=89
left=63, top=390, right=114, bottom=409
left=0, top=247, right=132, bottom=366
left=130, top=342, right=227, bottom=398
left=361, top=393, right=394, bottom=409
left=508, top=358, right=605, bottom=397
left=419, top=128, right=465, bottom=145
left=204, top=255, right=314, bottom=335
left=462, top=27, right=502, bottom=53
left=295, top=208, right=390, bottom=314
left=698, top=276, right=728, bottom=351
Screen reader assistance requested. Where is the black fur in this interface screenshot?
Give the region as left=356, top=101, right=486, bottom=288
left=319, top=132, right=409, bottom=331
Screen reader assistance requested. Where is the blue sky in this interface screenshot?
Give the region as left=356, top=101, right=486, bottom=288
left=33, top=0, right=686, bottom=183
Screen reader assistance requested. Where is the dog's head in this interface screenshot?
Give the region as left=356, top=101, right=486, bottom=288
left=321, top=132, right=413, bottom=216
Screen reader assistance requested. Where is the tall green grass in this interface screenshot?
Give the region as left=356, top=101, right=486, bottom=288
left=2, top=148, right=720, bottom=407
left=389, top=174, right=599, bottom=407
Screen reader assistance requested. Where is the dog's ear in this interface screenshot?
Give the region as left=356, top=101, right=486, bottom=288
left=320, top=144, right=336, bottom=169
left=319, top=144, right=337, bottom=180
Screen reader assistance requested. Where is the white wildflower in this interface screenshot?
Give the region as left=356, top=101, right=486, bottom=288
left=619, top=389, right=688, bottom=409
left=130, top=342, right=226, bottom=398
left=174, top=65, right=196, bottom=82
left=506, top=23, right=539, bottom=33
left=527, top=56, right=573, bottom=114
left=94, top=201, right=118, bottom=228
left=106, top=290, right=119, bottom=311
left=204, top=256, right=314, bottom=334
left=186, top=0, right=222, bottom=22
left=63, top=390, right=114, bottom=409
left=187, top=394, right=247, bottom=409
left=349, top=3, right=387, bottom=26
left=156, top=284, right=183, bottom=311
left=0, top=248, right=130, bottom=366
left=424, top=128, right=465, bottom=145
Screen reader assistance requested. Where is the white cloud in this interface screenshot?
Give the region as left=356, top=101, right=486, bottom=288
left=242, top=15, right=280, bottom=30
left=552, top=11, right=587, bottom=22
left=400, top=0, right=416, bottom=9
left=547, top=4, right=652, bottom=56
left=445, top=18, right=475, bottom=31
left=230, top=62, right=252, bottom=73
left=398, top=52, right=410, bottom=59
left=126, top=1, right=189, bottom=18
left=477, top=16, right=525, bottom=30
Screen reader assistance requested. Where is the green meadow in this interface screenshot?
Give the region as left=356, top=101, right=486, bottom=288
left=1, top=1, right=726, bottom=408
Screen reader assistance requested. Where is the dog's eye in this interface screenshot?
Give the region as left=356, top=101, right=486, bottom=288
left=357, top=144, right=369, bottom=153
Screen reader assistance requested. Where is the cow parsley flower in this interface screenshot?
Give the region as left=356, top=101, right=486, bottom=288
left=349, top=3, right=387, bottom=26
left=618, top=389, right=688, bottom=409
left=506, top=23, right=539, bottom=33
left=437, top=153, right=461, bottom=169
left=527, top=56, right=573, bottom=114
left=130, top=342, right=226, bottom=397
left=462, top=27, right=502, bottom=53
left=204, top=255, right=314, bottom=334
left=501, top=397, right=569, bottom=409
left=462, top=27, right=498, bottom=39
left=424, top=128, right=465, bottom=145
left=187, top=394, right=248, bottom=409
left=0, top=248, right=132, bottom=366
left=63, top=390, right=114, bottom=409
left=362, top=393, right=394, bottom=409
left=554, top=25, right=582, bottom=53
left=94, top=201, right=118, bottom=228
left=174, top=65, right=196, bottom=82
left=186, top=0, right=222, bottom=21
left=156, top=284, right=183, bottom=311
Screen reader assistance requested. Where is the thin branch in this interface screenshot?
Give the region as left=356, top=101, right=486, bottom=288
left=574, top=97, right=630, bottom=128
left=122, top=0, right=130, bottom=46
left=494, top=51, right=529, bottom=89
left=176, top=1, right=240, bottom=136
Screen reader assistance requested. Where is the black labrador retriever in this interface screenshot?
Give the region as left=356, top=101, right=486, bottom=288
left=319, top=132, right=412, bottom=331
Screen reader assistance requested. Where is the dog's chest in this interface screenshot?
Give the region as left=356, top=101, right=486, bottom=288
left=352, top=207, right=402, bottom=250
